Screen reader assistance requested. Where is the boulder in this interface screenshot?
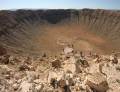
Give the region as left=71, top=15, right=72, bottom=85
left=86, top=72, right=109, bottom=92
left=64, top=46, right=73, bottom=55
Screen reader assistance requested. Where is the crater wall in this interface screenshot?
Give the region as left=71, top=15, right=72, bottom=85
left=0, top=9, right=120, bottom=55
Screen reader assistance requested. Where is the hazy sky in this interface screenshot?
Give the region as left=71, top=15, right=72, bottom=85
left=0, top=0, right=120, bottom=10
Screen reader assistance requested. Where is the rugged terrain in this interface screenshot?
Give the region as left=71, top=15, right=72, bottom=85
left=0, top=9, right=120, bottom=55
left=0, top=45, right=120, bottom=92
left=0, top=9, right=120, bottom=92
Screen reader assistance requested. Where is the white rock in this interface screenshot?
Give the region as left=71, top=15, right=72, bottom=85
left=13, top=83, right=19, bottom=90
left=64, top=46, right=73, bottom=55
left=35, top=84, right=44, bottom=91
left=65, top=73, right=74, bottom=79
left=18, top=81, right=33, bottom=92
left=34, top=79, right=41, bottom=84
left=109, top=55, right=114, bottom=61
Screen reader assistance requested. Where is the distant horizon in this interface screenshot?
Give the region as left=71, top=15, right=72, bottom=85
left=0, top=7, right=120, bottom=11
left=0, top=8, right=119, bottom=11
left=0, top=0, right=120, bottom=10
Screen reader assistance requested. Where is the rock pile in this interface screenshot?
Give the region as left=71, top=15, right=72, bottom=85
left=0, top=46, right=120, bottom=92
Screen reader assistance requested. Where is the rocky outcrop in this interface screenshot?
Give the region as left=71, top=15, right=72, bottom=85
left=0, top=46, right=120, bottom=92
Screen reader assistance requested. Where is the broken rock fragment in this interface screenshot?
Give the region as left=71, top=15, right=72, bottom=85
left=64, top=46, right=74, bottom=55
left=86, top=72, right=109, bottom=92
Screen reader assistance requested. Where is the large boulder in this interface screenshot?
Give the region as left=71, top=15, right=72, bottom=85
left=86, top=72, right=109, bottom=92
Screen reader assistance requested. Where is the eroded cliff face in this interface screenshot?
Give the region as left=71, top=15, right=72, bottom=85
left=0, top=9, right=120, bottom=55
